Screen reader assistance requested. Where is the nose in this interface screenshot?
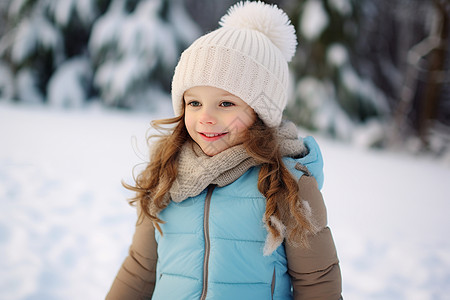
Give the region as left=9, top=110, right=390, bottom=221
left=199, top=107, right=217, bottom=125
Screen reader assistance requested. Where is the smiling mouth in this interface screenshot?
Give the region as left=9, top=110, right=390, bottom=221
left=199, top=132, right=228, bottom=140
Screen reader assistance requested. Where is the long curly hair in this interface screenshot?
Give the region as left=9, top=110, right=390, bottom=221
left=124, top=110, right=316, bottom=247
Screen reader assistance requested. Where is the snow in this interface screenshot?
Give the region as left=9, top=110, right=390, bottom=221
left=168, top=0, right=202, bottom=46
left=352, top=118, right=386, bottom=148
left=340, top=65, right=391, bottom=115
left=88, top=0, right=125, bottom=57
left=1, top=102, right=450, bottom=299
left=89, top=0, right=181, bottom=106
left=0, top=102, right=166, bottom=299
left=74, top=0, right=98, bottom=26
left=10, top=19, right=38, bottom=64
left=341, top=66, right=362, bottom=94
left=16, top=68, right=44, bottom=104
left=327, top=43, right=348, bottom=68
left=300, top=0, right=329, bottom=41
left=7, top=0, right=27, bottom=18
left=11, top=14, right=63, bottom=65
left=49, top=0, right=74, bottom=27
left=47, top=0, right=97, bottom=27
left=327, top=0, right=352, bottom=16
left=296, top=77, right=354, bottom=140
left=317, top=136, right=450, bottom=299
left=94, top=56, right=155, bottom=105
left=47, top=56, right=92, bottom=108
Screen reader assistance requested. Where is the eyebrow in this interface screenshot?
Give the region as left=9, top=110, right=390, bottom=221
left=183, top=92, right=196, bottom=98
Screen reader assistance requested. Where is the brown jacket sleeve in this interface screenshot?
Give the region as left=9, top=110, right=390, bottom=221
left=286, top=176, right=342, bottom=300
left=106, top=208, right=158, bottom=300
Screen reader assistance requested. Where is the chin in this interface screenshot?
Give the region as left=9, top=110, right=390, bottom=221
left=198, top=143, right=226, bottom=156
left=201, top=147, right=222, bottom=157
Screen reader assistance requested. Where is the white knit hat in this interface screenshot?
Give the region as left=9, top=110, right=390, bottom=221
left=171, top=1, right=297, bottom=128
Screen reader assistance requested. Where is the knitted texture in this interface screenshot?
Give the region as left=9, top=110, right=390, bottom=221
left=169, top=120, right=306, bottom=202
left=170, top=142, right=257, bottom=202
left=171, top=1, right=297, bottom=128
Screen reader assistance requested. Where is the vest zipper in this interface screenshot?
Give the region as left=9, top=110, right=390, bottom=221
left=271, top=267, right=276, bottom=299
left=200, top=185, right=215, bottom=300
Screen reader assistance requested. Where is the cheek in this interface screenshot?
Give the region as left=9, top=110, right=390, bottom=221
left=226, top=113, right=255, bottom=136
left=184, top=113, right=195, bottom=135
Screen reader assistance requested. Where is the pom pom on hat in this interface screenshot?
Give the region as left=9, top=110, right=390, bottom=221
left=219, top=1, right=297, bottom=62
left=171, top=1, right=297, bottom=128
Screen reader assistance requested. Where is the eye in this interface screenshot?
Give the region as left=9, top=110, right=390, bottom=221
left=187, top=100, right=201, bottom=107
left=220, top=101, right=235, bottom=107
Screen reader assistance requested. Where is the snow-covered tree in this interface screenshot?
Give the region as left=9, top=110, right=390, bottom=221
left=0, top=0, right=201, bottom=109
left=0, top=1, right=11, bottom=36
left=286, top=0, right=449, bottom=153
left=286, top=0, right=390, bottom=145
left=0, top=1, right=13, bottom=100
left=0, top=0, right=103, bottom=105
left=89, top=0, right=201, bottom=109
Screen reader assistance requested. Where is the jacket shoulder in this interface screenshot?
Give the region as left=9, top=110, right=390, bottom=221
left=283, top=136, right=324, bottom=190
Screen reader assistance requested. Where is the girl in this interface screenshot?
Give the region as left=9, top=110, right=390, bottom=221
left=107, top=1, right=342, bottom=299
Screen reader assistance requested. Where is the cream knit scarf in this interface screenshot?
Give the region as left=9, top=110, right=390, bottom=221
left=169, top=120, right=307, bottom=202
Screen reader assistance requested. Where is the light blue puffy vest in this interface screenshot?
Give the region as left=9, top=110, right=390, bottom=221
left=152, top=137, right=323, bottom=300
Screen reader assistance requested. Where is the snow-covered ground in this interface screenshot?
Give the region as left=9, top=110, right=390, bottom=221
left=0, top=102, right=449, bottom=299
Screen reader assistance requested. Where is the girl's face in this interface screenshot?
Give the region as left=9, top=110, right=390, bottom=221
left=184, top=86, right=256, bottom=156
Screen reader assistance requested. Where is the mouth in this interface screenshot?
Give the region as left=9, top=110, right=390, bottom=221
left=199, top=132, right=228, bottom=141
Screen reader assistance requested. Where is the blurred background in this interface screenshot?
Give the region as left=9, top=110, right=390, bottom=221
left=0, top=0, right=449, bottom=155
left=1, top=0, right=450, bottom=299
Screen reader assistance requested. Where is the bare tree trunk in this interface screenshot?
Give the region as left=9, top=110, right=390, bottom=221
left=418, top=0, right=449, bottom=146
left=391, top=35, right=441, bottom=146
left=391, top=0, right=449, bottom=147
